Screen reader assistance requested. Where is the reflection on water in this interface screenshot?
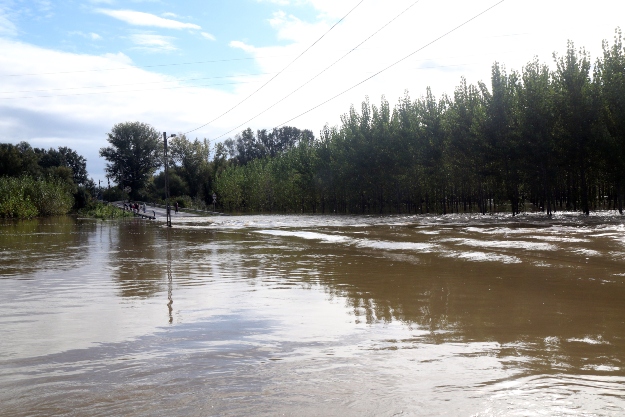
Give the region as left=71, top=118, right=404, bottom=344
left=1, top=213, right=625, bottom=416
left=0, top=216, right=94, bottom=278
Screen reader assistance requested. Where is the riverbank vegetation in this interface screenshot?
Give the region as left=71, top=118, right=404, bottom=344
left=0, top=176, right=74, bottom=218
left=0, top=142, right=94, bottom=219
left=98, top=29, right=625, bottom=216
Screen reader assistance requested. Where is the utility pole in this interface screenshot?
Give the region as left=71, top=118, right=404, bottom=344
left=163, top=132, right=176, bottom=227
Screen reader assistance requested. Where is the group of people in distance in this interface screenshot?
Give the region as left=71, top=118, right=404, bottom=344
left=123, top=202, right=146, bottom=214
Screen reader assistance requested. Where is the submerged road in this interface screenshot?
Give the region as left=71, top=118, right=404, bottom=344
left=112, top=202, right=200, bottom=220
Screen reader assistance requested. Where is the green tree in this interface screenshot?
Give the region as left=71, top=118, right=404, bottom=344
left=99, top=122, right=162, bottom=200
left=596, top=28, right=625, bottom=213
left=169, top=135, right=211, bottom=200
left=552, top=42, right=601, bottom=215
left=0, top=144, right=24, bottom=177
left=518, top=58, right=556, bottom=214
left=483, top=63, right=522, bottom=215
left=35, top=146, right=88, bottom=186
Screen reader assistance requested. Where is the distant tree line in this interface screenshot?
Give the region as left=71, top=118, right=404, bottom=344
left=99, top=30, right=625, bottom=216
left=211, top=31, right=625, bottom=215
left=99, top=122, right=314, bottom=209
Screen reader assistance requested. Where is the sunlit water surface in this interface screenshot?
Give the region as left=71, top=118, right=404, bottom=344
left=1, top=213, right=625, bottom=416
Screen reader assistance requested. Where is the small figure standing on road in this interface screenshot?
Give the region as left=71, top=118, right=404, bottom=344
left=142, top=203, right=146, bottom=213
left=175, top=202, right=179, bottom=214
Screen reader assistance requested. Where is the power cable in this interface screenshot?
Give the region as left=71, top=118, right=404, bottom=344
left=274, top=0, right=506, bottom=129
left=183, top=0, right=366, bottom=135
left=212, top=0, right=422, bottom=141
left=3, top=32, right=527, bottom=78
left=1, top=47, right=519, bottom=98
left=0, top=58, right=511, bottom=101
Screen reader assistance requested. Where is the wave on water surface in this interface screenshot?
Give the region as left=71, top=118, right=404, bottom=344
left=256, top=230, right=350, bottom=243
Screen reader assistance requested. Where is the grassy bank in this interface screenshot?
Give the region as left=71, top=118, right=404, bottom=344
left=0, top=176, right=74, bottom=219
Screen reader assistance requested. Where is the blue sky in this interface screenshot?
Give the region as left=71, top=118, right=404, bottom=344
left=14, top=1, right=302, bottom=70
left=1, top=0, right=625, bottom=183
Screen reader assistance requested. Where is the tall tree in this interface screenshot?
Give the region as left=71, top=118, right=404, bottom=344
left=553, top=42, right=600, bottom=215
left=484, top=63, right=522, bottom=214
left=518, top=58, right=556, bottom=214
left=99, top=122, right=162, bottom=200
left=596, top=28, right=625, bottom=213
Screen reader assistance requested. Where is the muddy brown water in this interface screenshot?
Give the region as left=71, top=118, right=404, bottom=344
left=1, top=213, right=624, bottom=416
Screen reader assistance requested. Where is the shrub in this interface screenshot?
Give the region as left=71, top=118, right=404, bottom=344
left=0, top=176, right=73, bottom=218
left=78, top=201, right=133, bottom=219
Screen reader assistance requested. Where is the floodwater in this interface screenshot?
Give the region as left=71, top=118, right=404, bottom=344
left=1, top=213, right=625, bottom=416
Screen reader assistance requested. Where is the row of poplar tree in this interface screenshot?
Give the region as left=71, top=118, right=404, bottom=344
left=212, top=30, right=625, bottom=215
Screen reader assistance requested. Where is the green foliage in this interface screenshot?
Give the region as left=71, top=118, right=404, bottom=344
left=73, top=185, right=92, bottom=210
left=0, top=142, right=89, bottom=190
left=168, top=135, right=211, bottom=201
left=149, top=171, right=189, bottom=200
left=102, top=186, right=128, bottom=202
left=36, top=146, right=88, bottom=186
left=0, top=176, right=74, bottom=218
left=596, top=28, right=625, bottom=213
left=174, top=195, right=193, bottom=209
left=211, top=29, right=625, bottom=215
left=99, top=121, right=162, bottom=200
left=79, top=201, right=133, bottom=219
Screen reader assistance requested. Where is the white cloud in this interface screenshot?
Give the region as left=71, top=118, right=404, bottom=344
left=268, top=10, right=327, bottom=43
left=101, top=52, right=133, bottom=65
left=0, top=9, right=17, bottom=37
left=229, top=40, right=255, bottom=53
left=0, top=38, right=240, bottom=182
left=201, top=32, right=216, bottom=41
left=69, top=31, right=103, bottom=41
left=256, top=0, right=291, bottom=5
left=130, top=33, right=177, bottom=51
left=96, top=9, right=201, bottom=30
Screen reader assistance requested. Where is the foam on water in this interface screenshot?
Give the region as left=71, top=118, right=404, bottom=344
left=353, top=239, right=438, bottom=252
left=256, top=230, right=351, bottom=243
left=444, top=250, right=522, bottom=264
left=440, top=237, right=556, bottom=251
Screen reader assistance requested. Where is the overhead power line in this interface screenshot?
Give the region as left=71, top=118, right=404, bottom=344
left=275, top=0, right=507, bottom=129
left=183, top=0, right=366, bottom=135
left=0, top=60, right=504, bottom=100
left=212, top=0, right=422, bottom=142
